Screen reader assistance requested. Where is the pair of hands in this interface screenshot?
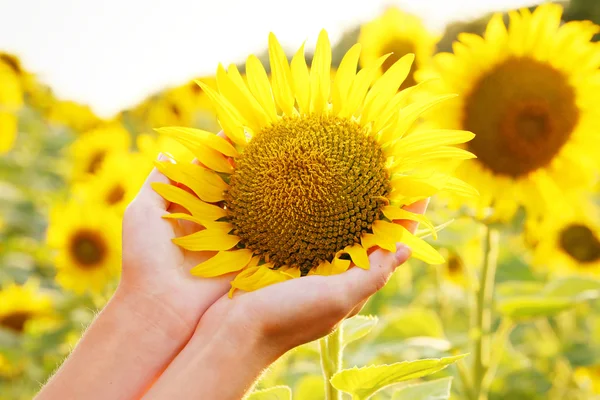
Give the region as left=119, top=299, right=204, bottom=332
left=39, top=154, right=424, bottom=399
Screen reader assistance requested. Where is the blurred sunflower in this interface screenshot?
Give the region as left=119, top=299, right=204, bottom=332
left=531, top=208, right=600, bottom=277
left=421, top=4, right=600, bottom=219
left=69, top=123, right=131, bottom=181
left=74, top=153, right=145, bottom=213
left=0, top=56, right=24, bottom=153
left=154, top=30, right=476, bottom=295
left=575, top=365, right=600, bottom=395
left=0, top=280, right=52, bottom=334
left=47, top=201, right=121, bottom=293
left=358, top=7, right=438, bottom=91
left=47, top=100, right=101, bottom=132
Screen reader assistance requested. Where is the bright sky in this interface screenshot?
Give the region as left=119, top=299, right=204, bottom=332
left=0, top=0, right=538, bottom=117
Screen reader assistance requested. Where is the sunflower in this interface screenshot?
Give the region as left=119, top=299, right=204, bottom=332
left=153, top=30, right=476, bottom=295
left=0, top=58, right=23, bottom=154
left=47, top=201, right=121, bottom=293
left=74, top=153, right=146, bottom=214
left=420, top=4, right=600, bottom=220
left=358, top=7, right=438, bottom=91
left=0, top=280, right=52, bottom=334
left=531, top=206, right=600, bottom=277
left=47, top=100, right=101, bottom=132
left=69, top=123, right=131, bottom=181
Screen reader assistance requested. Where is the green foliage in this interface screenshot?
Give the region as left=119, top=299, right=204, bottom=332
left=392, top=377, right=453, bottom=400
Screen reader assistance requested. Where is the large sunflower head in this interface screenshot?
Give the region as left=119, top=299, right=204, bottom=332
left=358, top=7, right=438, bottom=91
left=420, top=4, right=600, bottom=220
left=0, top=280, right=52, bottom=335
left=530, top=205, right=600, bottom=277
left=47, top=201, right=121, bottom=294
left=69, top=123, right=131, bottom=181
left=153, top=30, right=476, bottom=295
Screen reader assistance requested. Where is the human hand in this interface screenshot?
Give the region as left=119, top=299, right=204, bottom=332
left=143, top=200, right=427, bottom=400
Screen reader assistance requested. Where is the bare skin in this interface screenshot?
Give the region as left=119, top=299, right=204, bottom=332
left=37, top=153, right=426, bottom=400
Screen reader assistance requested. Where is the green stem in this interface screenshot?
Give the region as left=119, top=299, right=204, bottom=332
left=472, top=226, right=499, bottom=400
left=320, top=325, right=343, bottom=400
left=480, top=319, right=514, bottom=396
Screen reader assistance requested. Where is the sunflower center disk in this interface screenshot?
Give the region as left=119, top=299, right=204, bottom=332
left=70, top=230, right=107, bottom=268
left=106, top=184, right=126, bottom=205
left=226, top=115, right=390, bottom=274
left=0, top=311, right=31, bottom=333
left=463, top=57, right=579, bottom=178
left=559, top=224, right=600, bottom=264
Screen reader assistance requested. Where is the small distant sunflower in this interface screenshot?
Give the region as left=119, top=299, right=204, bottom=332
left=0, top=280, right=52, bottom=334
left=421, top=4, right=600, bottom=219
left=154, top=30, right=476, bottom=295
left=69, top=123, right=131, bottom=181
left=359, top=7, right=438, bottom=91
left=47, top=201, right=121, bottom=293
left=531, top=209, right=600, bottom=277
left=575, top=365, right=600, bottom=395
left=47, top=100, right=101, bottom=132
left=0, top=58, right=23, bottom=153
left=74, top=153, right=145, bottom=213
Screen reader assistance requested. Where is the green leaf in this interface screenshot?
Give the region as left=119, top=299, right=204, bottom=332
left=295, top=375, right=325, bottom=400
left=330, top=354, right=467, bottom=400
left=392, top=377, right=453, bottom=400
left=497, top=296, right=575, bottom=320
left=543, top=276, right=600, bottom=299
left=246, top=386, right=292, bottom=400
left=496, top=281, right=546, bottom=298
left=379, top=309, right=445, bottom=340
left=343, top=315, right=378, bottom=347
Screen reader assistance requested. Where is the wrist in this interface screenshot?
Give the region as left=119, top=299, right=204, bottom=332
left=112, top=283, right=196, bottom=343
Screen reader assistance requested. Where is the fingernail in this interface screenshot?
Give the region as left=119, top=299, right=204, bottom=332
left=157, top=152, right=167, bottom=161
left=394, top=244, right=412, bottom=267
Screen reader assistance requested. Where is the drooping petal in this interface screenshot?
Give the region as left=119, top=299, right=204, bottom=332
left=173, top=228, right=240, bottom=251
left=191, top=249, right=254, bottom=278
left=151, top=183, right=227, bottom=220
left=228, top=264, right=295, bottom=297
left=381, top=206, right=438, bottom=239
left=155, top=161, right=228, bottom=203
left=343, top=243, right=370, bottom=270
left=155, top=127, right=238, bottom=157
left=372, top=220, right=444, bottom=264
left=162, top=213, right=230, bottom=230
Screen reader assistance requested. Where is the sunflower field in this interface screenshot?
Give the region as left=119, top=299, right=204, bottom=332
left=3, top=1, right=600, bottom=399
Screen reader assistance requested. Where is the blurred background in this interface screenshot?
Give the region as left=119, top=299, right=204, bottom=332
left=2, top=0, right=600, bottom=399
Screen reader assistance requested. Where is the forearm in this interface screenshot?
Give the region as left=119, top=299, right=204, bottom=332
left=143, top=323, right=279, bottom=400
left=37, top=287, right=196, bottom=400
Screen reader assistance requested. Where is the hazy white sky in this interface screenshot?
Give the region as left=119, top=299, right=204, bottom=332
left=0, top=0, right=538, bottom=116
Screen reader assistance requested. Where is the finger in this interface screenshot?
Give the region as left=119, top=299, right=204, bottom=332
left=396, top=198, right=430, bottom=234
left=333, top=244, right=411, bottom=312
left=133, top=153, right=171, bottom=210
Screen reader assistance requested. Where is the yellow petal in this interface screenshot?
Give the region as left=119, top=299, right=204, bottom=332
left=381, top=206, right=438, bottom=239
left=338, top=54, right=389, bottom=119
left=155, top=161, right=228, bottom=203
left=151, top=182, right=227, bottom=220
left=268, top=33, right=295, bottom=115
left=343, top=243, right=370, bottom=270
left=162, top=213, right=230, bottom=230
left=0, top=112, right=18, bottom=154
left=217, top=64, right=270, bottom=130
left=360, top=233, right=379, bottom=251
left=443, top=176, right=480, bottom=198
left=290, top=42, right=311, bottom=113
left=362, top=54, right=415, bottom=124
left=310, top=257, right=351, bottom=276
left=332, top=43, right=361, bottom=115
left=246, top=55, right=278, bottom=121
left=384, top=129, right=474, bottom=158
left=191, top=249, right=254, bottom=278
left=155, top=126, right=238, bottom=157
left=310, top=29, right=332, bottom=114
left=195, top=80, right=247, bottom=146
left=228, top=264, right=294, bottom=297
left=173, top=228, right=239, bottom=251
left=390, top=147, right=476, bottom=172
left=372, top=220, right=444, bottom=264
